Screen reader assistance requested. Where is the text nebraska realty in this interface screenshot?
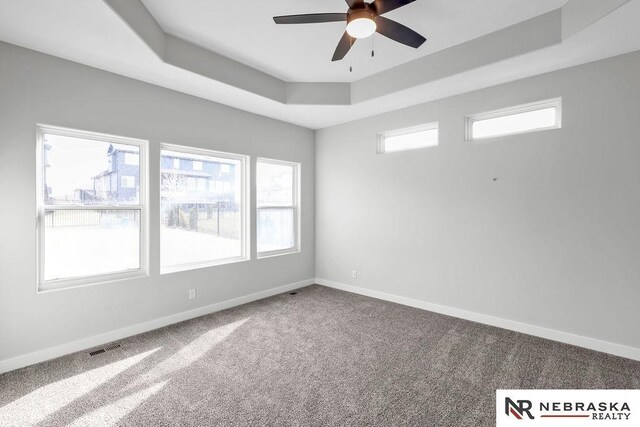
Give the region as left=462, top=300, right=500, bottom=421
left=510, top=398, right=632, bottom=420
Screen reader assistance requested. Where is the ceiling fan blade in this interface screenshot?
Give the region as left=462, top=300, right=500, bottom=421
left=332, top=32, right=355, bottom=61
left=375, top=16, right=426, bottom=48
left=371, top=0, right=416, bottom=15
left=273, top=13, right=347, bottom=24
left=345, top=0, right=365, bottom=9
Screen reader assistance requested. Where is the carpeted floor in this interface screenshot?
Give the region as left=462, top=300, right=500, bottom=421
left=1, top=285, right=639, bottom=426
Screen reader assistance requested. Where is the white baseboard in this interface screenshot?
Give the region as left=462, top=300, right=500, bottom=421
left=315, top=278, right=640, bottom=362
left=0, top=279, right=314, bottom=374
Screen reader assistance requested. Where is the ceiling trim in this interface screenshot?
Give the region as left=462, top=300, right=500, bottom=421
left=102, top=0, right=630, bottom=108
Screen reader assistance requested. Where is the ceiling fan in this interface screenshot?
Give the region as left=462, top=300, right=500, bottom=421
left=273, top=0, right=426, bottom=62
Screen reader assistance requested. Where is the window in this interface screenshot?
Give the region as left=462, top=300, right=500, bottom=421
left=192, top=161, right=203, bottom=171
left=124, top=152, right=139, bottom=165
left=121, top=176, right=135, bottom=188
left=378, top=123, right=438, bottom=153
left=160, top=145, right=247, bottom=272
left=197, top=178, right=207, bottom=191
left=37, top=125, right=147, bottom=290
left=173, top=158, right=180, bottom=169
left=257, top=158, right=299, bottom=257
left=186, top=177, right=197, bottom=191
left=466, top=98, right=561, bottom=141
left=220, top=164, right=230, bottom=174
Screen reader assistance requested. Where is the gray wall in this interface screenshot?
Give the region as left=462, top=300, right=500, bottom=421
left=316, top=50, right=640, bottom=350
left=0, top=42, right=315, bottom=362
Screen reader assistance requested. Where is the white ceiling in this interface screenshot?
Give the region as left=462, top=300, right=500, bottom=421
left=0, top=0, right=639, bottom=129
left=141, top=0, right=566, bottom=82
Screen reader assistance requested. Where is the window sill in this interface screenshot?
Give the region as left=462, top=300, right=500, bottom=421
left=38, top=269, right=148, bottom=293
left=160, top=256, right=249, bottom=275
left=257, top=248, right=300, bottom=259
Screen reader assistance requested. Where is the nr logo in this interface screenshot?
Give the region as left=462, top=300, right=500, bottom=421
left=505, top=397, right=535, bottom=420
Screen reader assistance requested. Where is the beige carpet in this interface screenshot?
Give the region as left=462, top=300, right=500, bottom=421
left=1, top=285, right=638, bottom=426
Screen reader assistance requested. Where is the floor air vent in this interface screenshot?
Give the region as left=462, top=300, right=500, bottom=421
left=89, top=343, right=121, bottom=356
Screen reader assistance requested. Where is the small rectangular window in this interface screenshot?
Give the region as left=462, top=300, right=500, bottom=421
left=466, top=98, right=561, bottom=141
left=257, top=158, right=300, bottom=257
left=378, top=123, right=438, bottom=154
left=37, top=125, right=147, bottom=290
left=124, top=152, right=139, bottom=166
left=192, top=161, right=203, bottom=171
left=160, top=145, right=247, bottom=273
left=173, top=158, right=180, bottom=169
left=197, top=178, right=207, bottom=191
left=121, top=176, right=136, bottom=188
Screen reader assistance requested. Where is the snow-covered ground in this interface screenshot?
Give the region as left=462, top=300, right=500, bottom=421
left=160, top=226, right=240, bottom=268
left=44, top=226, right=241, bottom=280
left=44, top=226, right=140, bottom=281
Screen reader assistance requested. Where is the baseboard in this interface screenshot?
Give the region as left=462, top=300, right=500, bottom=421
left=0, top=278, right=314, bottom=374
left=315, top=278, right=640, bottom=362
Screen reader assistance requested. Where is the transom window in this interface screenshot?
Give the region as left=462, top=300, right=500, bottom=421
left=378, top=123, right=439, bottom=154
left=37, top=125, right=147, bottom=291
left=466, top=98, right=562, bottom=141
left=257, top=158, right=300, bottom=257
left=160, top=144, right=248, bottom=273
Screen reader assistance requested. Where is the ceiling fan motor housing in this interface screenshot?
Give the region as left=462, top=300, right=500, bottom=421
left=347, top=8, right=376, bottom=23
left=346, top=9, right=377, bottom=38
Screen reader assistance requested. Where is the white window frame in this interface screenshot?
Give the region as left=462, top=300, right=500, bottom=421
left=36, top=124, right=148, bottom=292
left=377, top=122, right=439, bottom=154
left=160, top=143, right=250, bottom=274
left=466, top=98, right=562, bottom=141
left=256, top=158, right=301, bottom=259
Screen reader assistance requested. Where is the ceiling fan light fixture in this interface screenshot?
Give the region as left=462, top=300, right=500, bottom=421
left=346, top=10, right=376, bottom=39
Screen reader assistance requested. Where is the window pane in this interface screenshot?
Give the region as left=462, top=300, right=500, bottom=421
left=43, top=133, right=140, bottom=205
left=43, top=210, right=140, bottom=281
left=160, top=149, right=243, bottom=269
left=382, top=127, right=438, bottom=153
left=257, top=160, right=298, bottom=255
left=472, top=106, right=558, bottom=139
left=257, top=208, right=295, bottom=253
left=257, top=162, right=294, bottom=207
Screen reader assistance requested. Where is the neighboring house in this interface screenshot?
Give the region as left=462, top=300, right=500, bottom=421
left=160, top=154, right=236, bottom=205
left=75, top=145, right=140, bottom=203
left=74, top=145, right=236, bottom=205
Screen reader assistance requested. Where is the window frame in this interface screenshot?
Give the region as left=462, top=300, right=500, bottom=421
left=466, top=98, right=562, bottom=142
left=159, top=143, right=250, bottom=274
left=377, top=122, right=439, bottom=154
left=256, top=157, right=301, bottom=259
left=36, top=124, right=149, bottom=292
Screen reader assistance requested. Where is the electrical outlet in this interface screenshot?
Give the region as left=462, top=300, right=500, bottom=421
left=188, top=289, right=196, bottom=300
left=352, top=270, right=358, bottom=279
